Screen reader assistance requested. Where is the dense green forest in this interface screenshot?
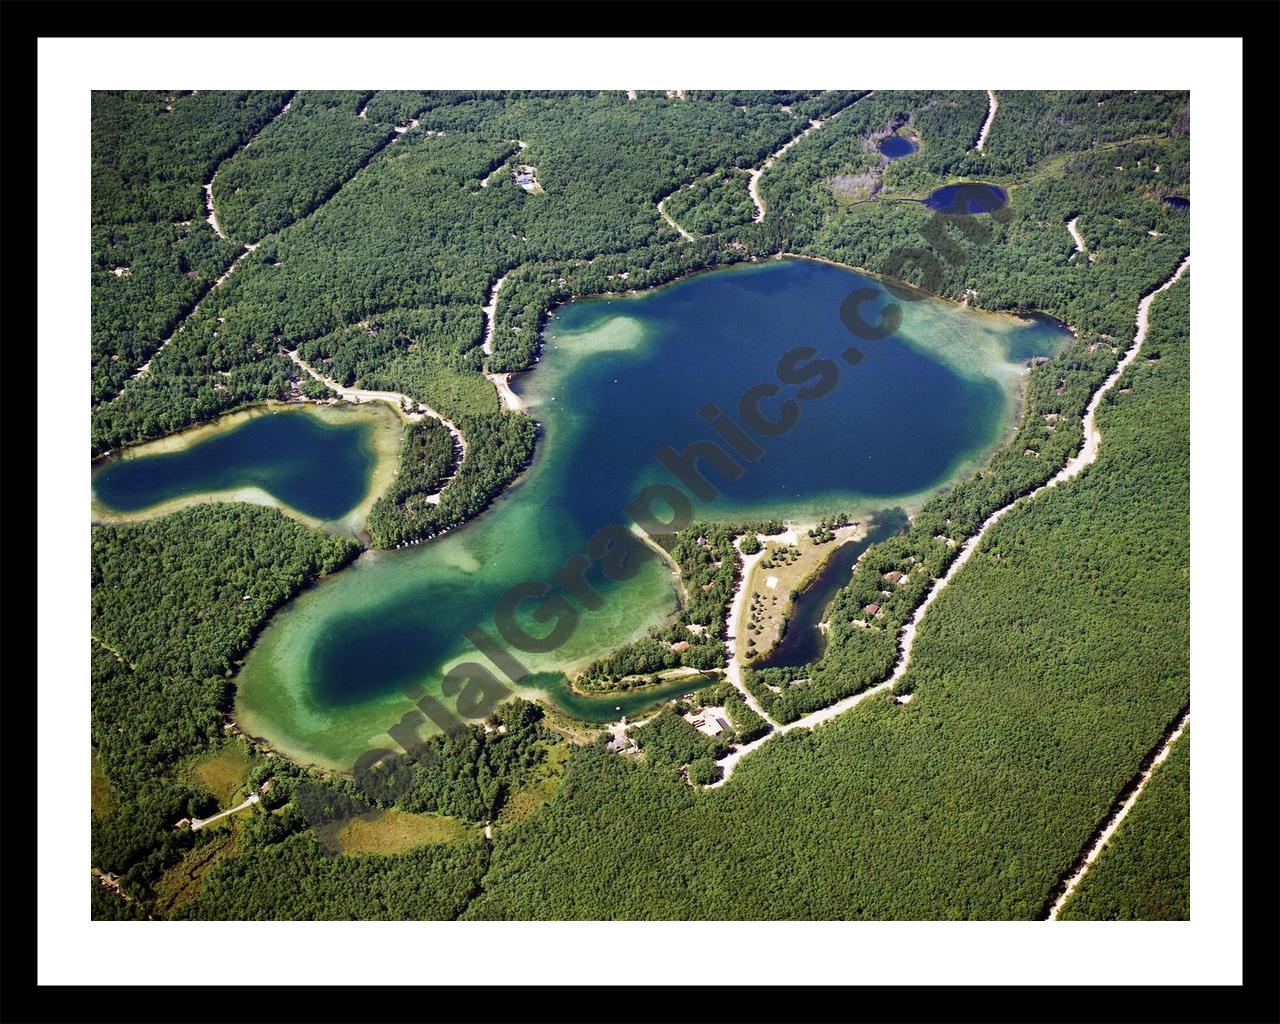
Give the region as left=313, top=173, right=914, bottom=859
left=364, top=418, right=458, bottom=547
left=662, top=171, right=757, bottom=235
left=90, top=90, right=1191, bottom=920
left=90, top=504, right=358, bottom=908
left=211, top=91, right=400, bottom=242
left=630, top=707, right=729, bottom=774
left=177, top=836, right=491, bottom=920
left=387, top=699, right=556, bottom=822
left=295, top=304, right=496, bottom=420
left=92, top=91, right=823, bottom=453
left=92, top=90, right=291, bottom=403
left=1059, top=730, right=1190, bottom=921
left=462, top=273, right=1190, bottom=919
left=92, top=504, right=357, bottom=789
left=93, top=89, right=1188, bottom=451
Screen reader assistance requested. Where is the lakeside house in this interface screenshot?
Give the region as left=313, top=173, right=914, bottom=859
left=884, top=571, right=903, bottom=584
left=865, top=603, right=881, bottom=617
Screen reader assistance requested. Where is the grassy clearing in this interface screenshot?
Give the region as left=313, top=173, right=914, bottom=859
left=187, top=742, right=255, bottom=806
left=333, top=809, right=469, bottom=856
left=539, top=707, right=607, bottom=745
left=497, top=741, right=571, bottom=827
left=91, top=751, right=120, bottom=818
left=154, top=832, right=238, bottom=915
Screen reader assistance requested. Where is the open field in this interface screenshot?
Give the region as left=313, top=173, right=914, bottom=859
left=90, top=752, right=120, bottom=818
left=331, top=810, right=471, bottom=856
left=187, top=742, right=255, bottom=806
left=496, top=741, right=571, bottom=826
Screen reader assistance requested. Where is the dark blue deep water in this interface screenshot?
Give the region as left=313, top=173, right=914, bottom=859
left=922, top=182, right=1008, bottom=215
left=93, top=408, right=377, bottom=521
left=878, top=135, right=918, bottom=159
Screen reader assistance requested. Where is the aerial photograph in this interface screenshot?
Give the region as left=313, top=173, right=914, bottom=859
left=87, top=86, right=1192, bottom=924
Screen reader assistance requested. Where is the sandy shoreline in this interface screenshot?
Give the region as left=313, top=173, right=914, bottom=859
left=486, top=371, right=525, bottom=411
left=91, top=400, right=403, bottom=539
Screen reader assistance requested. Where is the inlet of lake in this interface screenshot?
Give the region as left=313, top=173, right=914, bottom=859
left=92, top=402, right=403, bottom=536
left=233, top=257, right=1071, bottom=769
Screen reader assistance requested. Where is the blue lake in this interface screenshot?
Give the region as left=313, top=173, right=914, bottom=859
left=92, top=405, right=393, bottom=523
left=922, top=182, right=1008, bottom=214
left=878, top=135, right=918, bottom=160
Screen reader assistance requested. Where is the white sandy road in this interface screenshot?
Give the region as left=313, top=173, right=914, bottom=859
left=287, top=349, right=465, bottom=442
left=1046, top=711, right=1190, bottom=919
left=975, top=89, right=998, bottom=152
left=1067, top=216, right=1096, bottom=262
left=722, top=536, right=775, bottom=723
left=287, top=350, right=468, bottom=507
left=657, top=191, right=695, bottom=241
left=747, top=118, right=824, bottom=223
left=191, top=792, right=259, bottom=831
left=128, top=243, right=259, bottom=382
left=481, top=273, right=509, bottom=356
left=204, top=96, right=294, bottom=241
left=706, top=255, right=1190, bottom=787
left=479, top=272, right=526, bottom=410
left=746, top=92, right=873, bottom=222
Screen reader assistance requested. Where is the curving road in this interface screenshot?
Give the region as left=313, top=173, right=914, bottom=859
left=191, top=792, right=259, bottom=831
left=746, top=92, right=873, bottom=223
left=288, top=350, right=468, bottom=494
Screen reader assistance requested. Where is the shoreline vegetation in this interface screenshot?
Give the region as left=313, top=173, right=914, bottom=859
left=91, top=91, right=1192, bottom=922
